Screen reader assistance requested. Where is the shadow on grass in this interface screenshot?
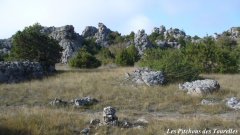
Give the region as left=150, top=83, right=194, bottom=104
left=0, top=126, right=30, bottom=135
left=0, top=68, right=107, bottom=85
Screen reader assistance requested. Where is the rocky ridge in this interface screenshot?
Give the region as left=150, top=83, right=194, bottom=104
left=41, top=25, right=83, bottom=63
left=1, top=23, right=239, bottom=63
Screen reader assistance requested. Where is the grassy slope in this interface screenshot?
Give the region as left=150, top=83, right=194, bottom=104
left=0, top=66, right=240, bottom=135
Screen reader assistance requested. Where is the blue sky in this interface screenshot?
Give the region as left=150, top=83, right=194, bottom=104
left=0, top=0, right=239, bottom=38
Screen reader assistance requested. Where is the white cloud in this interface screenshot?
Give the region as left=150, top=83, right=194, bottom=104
left=124, top=15, right=154, bottom=35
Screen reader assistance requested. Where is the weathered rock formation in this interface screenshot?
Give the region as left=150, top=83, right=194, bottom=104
left=81, top=23, right=113, bottom=47
left=0, top=61, right=44, bottom=83
left=82, top=26, right=98, bottom=38
left=201, top=99, right=220, bottom=105
left=72, top=97, right=98, bottom=107
left=151, top=26, right=187, bottom=49
left=125, top=68, right=165, bottom=86
left=134, top=30, right=152, bottom=55
left=41, top=25, right=83, bottom=63
left=49, top=96, right=98, bottom=107
left=164, top=27, right=186, bottom=39
left=155, top=40, right=181, bottom=49
left=227, top=27, right=240, bottom=39
left=95, top=23, right=112, bottom=47
left=179, top=79, right=220, bottom=96
left=103, top=106, right=118, bottom=125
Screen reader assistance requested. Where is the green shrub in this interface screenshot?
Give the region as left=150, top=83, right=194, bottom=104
left=139, top=49, right=199, bottom=82
left=96, top=48, right=115, bottom=65
left=69, top=49, right=101, bottom=68
left=10, top=23, right=62, bottom=70
left=115, top=49, right=131, bottom=66
left=108, top=31, right=124, bottom=44
left=125, top=31, right=135, bottom=42
left=115, top=45, right=139, bottom=66
left=126, top=45, right=140, bottom=63
left=182, top=37, right=240, bottom=73
left=82, top=39, right=101, bottom=55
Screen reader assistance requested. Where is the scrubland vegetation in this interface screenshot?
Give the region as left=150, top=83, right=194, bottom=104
left=0, top=67, right=240, bottom=134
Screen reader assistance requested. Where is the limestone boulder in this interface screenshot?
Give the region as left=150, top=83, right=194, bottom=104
left=179, top=79, right=220, bottom=96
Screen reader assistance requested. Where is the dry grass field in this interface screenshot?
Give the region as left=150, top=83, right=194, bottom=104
left=0, top=65, right=240, bottom=135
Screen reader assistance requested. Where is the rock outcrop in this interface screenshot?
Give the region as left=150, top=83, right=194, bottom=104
left=49, top=96, right=98, bottom=107
left=0, top=61, right=44, bottom=83
left=73, top=97, right=98, bottom=107
left=82, top=26, right=98, bottom=38
left=201, top=99, right=220, bottom=105
left=95, top=23, right=112, bottom=47
left=179, top=79, right=220, bottom=96
left=41, top=25, right=83, bottom=63
left=134, top=30, right=152, bottom=55
left=225, top=97, right=240, bottom=110
left=227, top=27, right=240, bottom=39
left=103, top=106, right=118, bottom=126
left=155, top=40, right=181, bottom=49
left=81, top=23, right=113, bottom=47
left=151, top=26, right=187, bottom=49
left=125, top=68, right=165, bottom=86
left=164, top=28, right=186, bottom=39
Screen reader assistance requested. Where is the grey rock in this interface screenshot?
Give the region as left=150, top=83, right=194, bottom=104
left=94, top=23, right=112, bottom=47
left=126, top=68, right=165, bottom=86
left=0, top=61, right=44, bottom=83
left=155, top=40, right=181, bottom=49
left=227, top=27, right=240, bottom=39
left=82, top=26, right=98, bottom=38
left=201, top=99, right=220, bottom=105
left=0, top=38, right=12, bottom=56
left=41, top=25, right=83, bottom=63
left=155, top=40, right=167, bottom=48
left=103, top=106, right=118, bottom=125
left=165, top=28, right=186, bottom=39
left=73, top=97, right=98, bottom=107
left=80, top=128, right=90, bottom=135
left=81, top=23, right=113, bottom=47
left=179, top=79, right=220, bottom=96
left=134, top=30, right=152, bottom=55
left=225, top=97, right=240, bottom=110
left=50, top=96, right=98, bottom=107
